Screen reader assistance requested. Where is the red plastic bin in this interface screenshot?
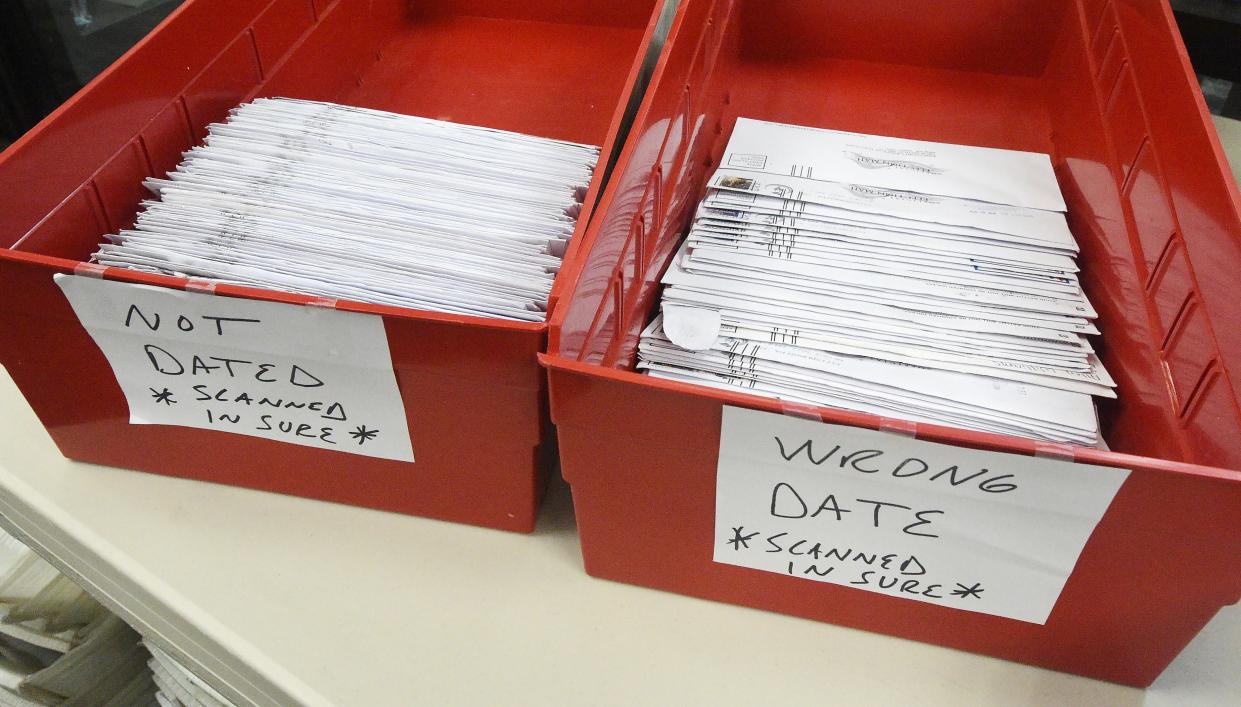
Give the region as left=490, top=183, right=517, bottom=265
left=0, top=0, right=662, bottom=533
left=545, top=0, right=1241, bottom=685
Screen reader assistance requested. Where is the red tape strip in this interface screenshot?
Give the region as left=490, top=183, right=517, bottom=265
left=1034, top=443, right=1077, bottom=462
left=72, top=262, right=108, bottom=279
left=779, top=402, right=824, bottom=422
left=184, top=279, right=217, bottom=294
left=877, top=417, right=918, bottom=438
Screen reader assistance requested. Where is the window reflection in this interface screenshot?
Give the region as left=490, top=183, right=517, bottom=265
left=1, top=0, right=186, bottom=146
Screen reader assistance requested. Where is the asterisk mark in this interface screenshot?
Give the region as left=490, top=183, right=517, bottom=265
left=951, top=582, right=984, bottom=600
left=727, top=526, right=759, bottom=551
left=349, top=425, right=379, bottom=445
left=150, top=387, right=176, bottom=406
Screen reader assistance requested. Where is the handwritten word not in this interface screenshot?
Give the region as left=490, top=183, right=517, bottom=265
left=125, top=304, right=259, bottom=336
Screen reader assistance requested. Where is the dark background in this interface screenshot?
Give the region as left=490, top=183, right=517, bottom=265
left=1, top=0, right=184, bottom=148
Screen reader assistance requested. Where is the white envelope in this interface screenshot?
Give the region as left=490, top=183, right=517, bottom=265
left=704, top=175, right=1076, bottom=250
left=682, top=247, right=1098, bottom=318
left=687, top=232, right=1080, bottom=297
left=640, top=318, right=1099, bottom=441
left=90, top=97, right=601, bottom=321
left=721, top=117, right=1066, bottom=211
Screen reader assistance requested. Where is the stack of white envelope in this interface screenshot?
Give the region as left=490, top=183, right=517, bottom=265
left=145, top=642, right=236, bottom=707
left=0, top=532, right=156, bottom=706
left=639, top=118, right=1114, bottom=445
left=91, top=97, right=600, bottom=322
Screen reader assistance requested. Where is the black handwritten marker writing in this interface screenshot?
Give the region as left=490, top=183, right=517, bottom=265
left=107, top=294, right=409, bottom=458
left=763, top=530, right=953, bottom=598
left=126, top=305, right=160, bottom=331
left=772, top=435, right=1020, bottom=494
left=189, top=385, right=347, bottom=421
left=124, top=304, right=260, bottom=335
left=349, top=425, right=379, bottom=445
left=728, top=526, right=759, bottom=551
left=899, top=556, right=927, bottom=575
left=194, top=356, right=253, bottom=376
left=811, top=494, right=851, bottom=521
left=145, top=344, right=184, bottom=374
left=902, top=510, right=943, bottom=539
left=201, top=315, right=261, bottom=335
left=770, top=482, right=808, bottom=518
left=768, top=483, right=944, bottom=538
left=206, top=410, right=241, bottom=424
left=149, top=387, right=176, bottom=405
left=951, top=582, right=985, bottom=599
left=255, top=415, right=336, bottom=443
left=856, top=499, right=911, bottom=528
left=144, top=349, right=327, bottom=388
left=849, top=571, right=946, bottom=597
left=290, top=365, right=324, bottom=388
left=775, top=437, right=841, bottom=465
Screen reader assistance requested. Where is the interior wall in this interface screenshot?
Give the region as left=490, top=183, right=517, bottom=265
left=736, top=0, right=1068, bottom=77
left=1041, top=2, right=1189, bottom=460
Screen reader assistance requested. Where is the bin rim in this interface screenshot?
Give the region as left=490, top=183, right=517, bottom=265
left=540, top=351, right=1241, bottom=484
left=2, top=249, right=547, bottom=334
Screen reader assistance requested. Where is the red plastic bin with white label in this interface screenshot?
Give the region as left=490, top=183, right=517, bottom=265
left=543, top=0, right=1241, bottom=685
left=0, top=0, right=662, bottom=532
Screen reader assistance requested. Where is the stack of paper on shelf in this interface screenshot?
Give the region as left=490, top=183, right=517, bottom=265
left=91, top=97, right=600, bottom=322
left=145, top=643, right=236, bottom=707
left=640, top=118, right=1113, bottom=445
left=18, top=616, right=155, bottom=706
left=0, top=531, right=156, bottom=706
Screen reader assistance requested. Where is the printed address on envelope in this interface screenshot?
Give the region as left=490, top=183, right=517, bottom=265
left=56, top=274, right=414, bottom=462
left=714, top=406, right=1129, bottom=623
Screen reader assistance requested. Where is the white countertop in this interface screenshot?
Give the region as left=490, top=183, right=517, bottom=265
left=0, top=364, right=1238, bottom=706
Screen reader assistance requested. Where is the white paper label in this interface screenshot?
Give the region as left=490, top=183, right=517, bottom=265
left=56, top=275, right=414, bottom=462
left=714, top=406, right=1128, bottom=623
